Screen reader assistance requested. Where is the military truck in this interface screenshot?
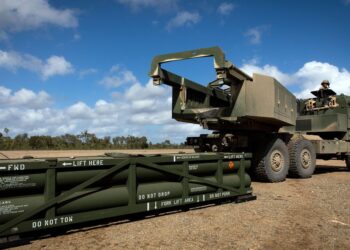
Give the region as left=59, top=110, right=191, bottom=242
left=149, top=46, right=350, bottom=182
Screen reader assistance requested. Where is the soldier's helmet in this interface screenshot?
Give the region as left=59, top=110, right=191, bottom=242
left=321, top=80, right=330, bottom=87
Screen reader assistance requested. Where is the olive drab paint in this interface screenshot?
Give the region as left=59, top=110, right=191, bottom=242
left=149, top=46, right=296, bottom=133
left=0, top=152, right=255, bottom=238
left=150, top=47, right=350, bottom=182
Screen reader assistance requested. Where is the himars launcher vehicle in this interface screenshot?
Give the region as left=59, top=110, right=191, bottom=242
left=149, top=46, right=350, bottom=182
left=0, top=47, right=349, bottom=241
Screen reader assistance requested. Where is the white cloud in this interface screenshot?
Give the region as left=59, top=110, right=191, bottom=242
left=0, top=0, right=78, bottom=34
left=0, top=50, right=40, bottom=72
left=117, top=0, right=178, bottom=12
left=95, top=100, right=116, bottom=115
left=217, top=2, right=235, bottom=15
left=0, top=86, right=52, bottom=109
left=79, top=68, right=98, bottom=79
left=343, top=0, right=350, bottom=6
left=125, top=80, right=173, bottom=123
left=66, top=102, right=93, bottom=120
left=99, top=65, right=139, bottom=88
left=241, top=60, right=350, bottom=98
left=2, top=61, right=349, bottom=142
left=132, top=99, right=156, bottom=110
left=129, top=111, right=170, bottom=125
left=241, top=61, right=295, bottom=85
left=244, top=26, right=267, bottom=45
left=125, top=79, right=168, bottom=100
left=245, top=28, right=261, bottom=44
left=161, top=123, right=204, bottom=142
left=0, top=50, right=74, bottom=80
left=41, top=56, right=74, bottom=80
left=294, top=61, right=350, bottom=98
left=0, top=68, right=207, bottom=143
left=166, top=11, right=201, bottom=30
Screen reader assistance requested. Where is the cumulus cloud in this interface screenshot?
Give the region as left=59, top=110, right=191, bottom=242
left=244, top=26, right=268, bottom=45
left=241, top=60, right=295, bottom=85
left=0, top=50, right=74, bottom=80
left=0, top=0, right=78, bottom=35
left=161, top=123, right=204, bottom=142
left=0, top=86, right=52, bottom=109
left=0, top=74, right=204, bottom=142
left=41, top=56, right=74, bottom=80
left=166, top=11, right=201, bottom=30
left=117, top=0, right=178, bottom=12
left=241, top=60, right=350, bottom=98
left=99, top=65, right=139, bottom=88
left=66, top=102, right=94, bottom=120
left=2, top=61, right=349, bottom=142
left=217, top=2, right=235, bottom=15
left=0, top=50, right=41, bottom=72
left=294, top=61, right=350, bottom=98
left=125, top=79, right=168, bottom=100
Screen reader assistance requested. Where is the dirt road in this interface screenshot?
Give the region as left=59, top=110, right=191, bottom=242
left=2, top=150, right=349, bottom=249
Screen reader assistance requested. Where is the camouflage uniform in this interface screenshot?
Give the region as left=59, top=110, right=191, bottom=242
left=319, top=80, right=330, bottom=106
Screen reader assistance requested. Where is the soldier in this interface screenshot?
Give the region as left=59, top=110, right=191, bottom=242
left=320, top=80, right=330, bottom=90
left=319, top=80, right=330, bottom=106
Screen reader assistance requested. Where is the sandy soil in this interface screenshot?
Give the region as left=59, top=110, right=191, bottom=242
left=0, top=149, right=194, bottom=159
left=2, top=150, right=349, bottom=250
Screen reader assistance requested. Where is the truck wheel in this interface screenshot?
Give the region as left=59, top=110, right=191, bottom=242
left=254, top=138, right=289, bottom=182
left=345, top=155, right=350, bottom=170
left=288, top=138, right=316, bottom=178
left=194, top=146, right=204, bottom=153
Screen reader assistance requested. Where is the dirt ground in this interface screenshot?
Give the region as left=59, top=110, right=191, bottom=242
left=0, top=149, right=194, bottom=159
left=1, top=150, right=349, bottom=250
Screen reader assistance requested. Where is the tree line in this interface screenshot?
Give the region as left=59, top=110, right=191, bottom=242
left=0, top=129, right=185, bottom=150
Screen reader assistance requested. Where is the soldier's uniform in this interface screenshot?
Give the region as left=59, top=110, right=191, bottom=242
left=319, top=80, right=330, bottom=106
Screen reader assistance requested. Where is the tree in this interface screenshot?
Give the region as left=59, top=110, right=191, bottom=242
left=0, top=128, right=12, bottom=149
left=28, top=136, right=54, bottom=149
left=12, top=134, right=29, bottom=149
left=3, top=128, right=9, bottom=136
left=0, top=130, right=181, bottom=150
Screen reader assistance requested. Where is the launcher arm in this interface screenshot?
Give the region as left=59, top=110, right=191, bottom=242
left=148, top=47, right=253, bottom=118
left=149, top=46, right=252, bottom=86
left=149, top=46, right=225, bottom=85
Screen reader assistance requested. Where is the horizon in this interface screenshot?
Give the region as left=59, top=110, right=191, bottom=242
left=1, top=0, right=349, bottom=143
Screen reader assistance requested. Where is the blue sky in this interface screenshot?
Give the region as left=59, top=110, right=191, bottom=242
left=0, top=0, right=350, bottom=142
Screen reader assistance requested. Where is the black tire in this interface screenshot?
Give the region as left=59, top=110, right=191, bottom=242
left=254, top=138, right=289, bottom=182
left=288, top=138, right=316, bottom=178
left=194, top=147, right=203, bottom=153
left=345, top=155, right=350, bottom=170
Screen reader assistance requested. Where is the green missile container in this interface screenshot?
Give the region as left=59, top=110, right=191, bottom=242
left=0, top=160, right=250, bottom=196
left=0, top=152, right=255, bottom=238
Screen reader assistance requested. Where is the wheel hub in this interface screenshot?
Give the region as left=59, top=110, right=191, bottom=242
left=300, top=149, right=311, bottom=169
left=270, top=150, right=284, bottom=172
